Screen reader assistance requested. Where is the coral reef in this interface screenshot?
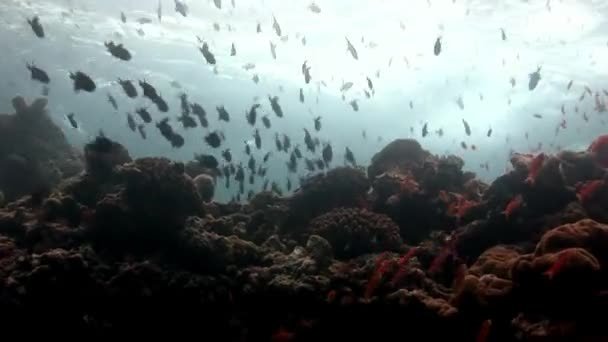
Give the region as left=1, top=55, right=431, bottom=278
left=285, top=167, right=370, bottom=235
left=1, top=135, right=608, bottom=341
left=309, top=207, right=402, bottom=259
left=0, top=96, right=83, bottom=201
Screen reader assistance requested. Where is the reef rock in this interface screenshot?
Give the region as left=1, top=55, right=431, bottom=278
left=0, top=96, right=83, bottom=201
left=368, top=139, right=430, bottom=180
left=310, top=207, right=402, bottom=259
left=285, top=167, right=370, bottom=234
left=89, top=158, right=203, bottom=252
left=83, top=135, right=131, bottom=179
left=193, top=173, right=215, bottom=202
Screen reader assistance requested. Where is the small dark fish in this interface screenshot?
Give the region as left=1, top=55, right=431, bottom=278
left=528, top=67, right=541, bottom=91
left=195, top=154, right=219, bottom=169
left=26, top=63, right=50, bottom=84
left=248, top=155, right=256, bottom=172
left=304, top=128, right=315, bottom=152
left=118, top=79, right=138, bottom=98
left=366, top=77, right=374, bottom=91
left=275, top=133, right=284, bottom=151
left=322, top=143, right=333, bottom=165
left=191, top=103, right=208, bottom=127
left=346, top=37, right=358, bottom=59
left=230, top=164, right=236, bottom=175
left=487, top=127, right=492, bottom=137
left=137, top=124, right=147, bottom=139
left=246, top=103, right=260, bottom=126
left=314, top=116, right=321, bottom=131
left=213, top=0, right=222, bottom=9
left=157, top=0, right=162, bottom=22
left=268, top=95, right=283, bottom=117
left=136, top=28, right=145, bottom=36
left=461, top=141, right=468, bottom=150
left=299, top=88, right=305, bottom=103
left=174, top=0, right=188, bottom=17
left=271, top=181, right=283, bottom=196
left=70, top=71, right=96, bottom=92
left=120, top=12, right=127, bottom=23
left=422, top=122, right=428, bottom=137
left=315, top=159, right=325, bottom=170
left=533, top=113, right=543, bottom=119
left=462, top=119, right=471, bottom=136
left=262, top=115, right=271, bottom=128
left=27, top=16, right=45, bottom=38
left=178, top=113, right=197, bottom=129
left=135, top=107, right=152, bottom=123
left=434, top=36, right=441, bottom=56
left=294, top=145, right=302, bottom=159
left=500, top=28, right=507, bottom=41
left=139, top=80, right=159, bottom=100
left=179, top=93, right=190, bottom=116
left=302, top=61, right=312, bottom=84
left=217, top=105, right=230, bottom=122
left=349, top=100, right=359, bottom=111
left=436, top=128, right=444, bottom=137
left=305, top=158, right=315, bottom=172
left=286, top=178, right=292, bottom=191
left=222, top=149, right=232, bottom=162
left=105, top=41, right=132, bottom=61
left=231, top=43, right=236, bottom=56
left=235, top=164, right=245, bottom=182
left=126, top=112, right=137, bottom=132
left=263, top=152, right=272, bottom=162
left=270, top=41, right=277, bottom=59
left=137, top=17, right=152, bottom=24
left=409, top=101, right=414, bottom=109
left=205, top=131, right=222, bottom=148
left=199, top=42, right=216, bottom=64
left=66, top=113, right=78, bottom=128
left=107, top=93, right=118, bottom=110
left=254, top=129, right=262, bottom=149
left=567, top=80, right=573, bottom=90
left=282, top=134, right=291, bottom=151
left=153, top=96, right=169, bottom=112
left=287, top=153, right=297, bottom=173
left=308, top=2, right=321, bottom=13
left=256, top=22, right=262, bottom=33
left=272, top=15, right=282, bottom=37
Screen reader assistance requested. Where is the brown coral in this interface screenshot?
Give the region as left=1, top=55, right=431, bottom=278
left=0, top=96, right=83, bottom=201
left=285, top=167, right=370, bottom=233
left=84, top=135, right=131, bottom=179
left=309, top=208, right=402, bottom=259
left=89, top=158, right=202, bottom=251
left=367, top=139, right=430, bottom=180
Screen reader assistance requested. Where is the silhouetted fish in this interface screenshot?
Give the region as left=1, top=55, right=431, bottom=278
left=322, top=143, right=333, bottom=165
left=195, top=154, right=219, bottom=169
left=529, top=67, right=541, bottom=91
left=138, top=124, right=147, bottom=139
left=304, top=128, right=315, bottom=152
left=105, top=41, right=132, bottom=61
left=118, top=79, right=138, bottom=98
left=217, top=105, right=230, bottom=122
left=27, top=16, right=45, bottom=38
left=135, top=107, right=152, bottom=123
left=346, top=37, right=358, bottom=59
left=174, top=0, right=188, bottom=17
left=26, top=63, right=50, bottom=84
left=231, top=43, right=236, bottom=56
left=268, top=96, right=283, bottom=117
left=139, top=80, right=159, bottom=100
left=262, top=115, right=271, bottom=128
left=302, top=61, right=312, bottom=84
left=199, top=42, right=216, bottom=64
left=107, top=93, right=118, bottom=110
left=70, top=71, right=96, bottom=92
left=126, top=112, right=137, bottom=132
left=205, top=131, right=222, bottom=148
left=462, top=119, right=471, bottom=136
left=66, top=113, right=78, bottom=128
left=247, top=103, right=260, bottom=126
left=314, top=116, right=321, bottom=131
left=272, top=15, right=282, bottom=37
left=153, top=96, right=169, bottom=112
left=254, top=129, right=261, bottom=149
left=345, top=147, right=356, bottom=166
left=434, top=37, right=441, bottom=56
